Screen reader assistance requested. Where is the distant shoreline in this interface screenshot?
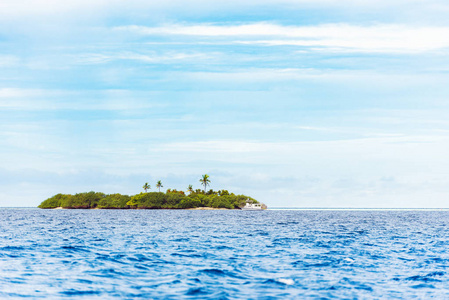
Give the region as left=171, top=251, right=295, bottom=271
left=38, top=191, right=265, bottom=210
left=4, top=207, right=449, bottom=210
left=51, top=206, right=235, bottom=210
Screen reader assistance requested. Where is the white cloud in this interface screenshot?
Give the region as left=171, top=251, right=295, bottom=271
left=73, top=52, right=211, bottom=65
left=116, top=23, right=449, bottom=53
left=157, top=140, right=265, bottom=153
left=0, top=88, right=167, bottom=111
left=154, top=136, right=449, bottom=172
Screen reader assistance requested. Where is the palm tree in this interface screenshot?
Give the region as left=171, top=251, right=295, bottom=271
left=143, top=182, right=150, bottom=192
left=187, top=184, right=193, bottom=194
left=199, top=174, right=211, bottom=193
left=156, top=180, right=163, bottom=192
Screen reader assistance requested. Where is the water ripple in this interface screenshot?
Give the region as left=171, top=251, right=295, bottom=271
left=1, top=209, right=449, bottom=298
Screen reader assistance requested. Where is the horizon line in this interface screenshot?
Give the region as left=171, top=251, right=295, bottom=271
left=3, top=206, right=449, bottom=210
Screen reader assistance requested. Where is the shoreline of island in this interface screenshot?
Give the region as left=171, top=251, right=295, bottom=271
left=39, top=191, right=266, bottom=210
left=50, top=206, right=235, bottom=210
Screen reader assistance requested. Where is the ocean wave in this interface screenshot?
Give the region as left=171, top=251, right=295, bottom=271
left=1, top=209, right=449, bottom=298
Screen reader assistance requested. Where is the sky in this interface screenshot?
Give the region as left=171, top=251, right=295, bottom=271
left=1, top=0, right=449, bottom=208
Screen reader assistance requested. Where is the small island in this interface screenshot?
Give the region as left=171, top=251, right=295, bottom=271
left=38, top=174, right=266, bottom=210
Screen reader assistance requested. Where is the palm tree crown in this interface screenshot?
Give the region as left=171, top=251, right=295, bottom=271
left=156, top=180, right=163, bottom=192
left=187, top=184, right=193, bottom=194
left=199, top=174, right=211, bottom=193
left=143, top=182, right=151, bottom=192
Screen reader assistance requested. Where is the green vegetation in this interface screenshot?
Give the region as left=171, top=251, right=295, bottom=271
left=38, top=191, right=106, bottom=209
left=38, top=175, right=261, bottom=209
left=38, top=190, right=257, bottom=209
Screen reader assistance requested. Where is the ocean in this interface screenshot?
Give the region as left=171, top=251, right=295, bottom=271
left=1, top=208, right=449, bottom=299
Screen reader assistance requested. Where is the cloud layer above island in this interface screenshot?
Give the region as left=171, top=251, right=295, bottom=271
left=1, top=0, right=449, bottom=207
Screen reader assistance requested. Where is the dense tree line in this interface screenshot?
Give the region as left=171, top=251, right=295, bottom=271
left=38, top=175, right=262, bottom=209
left=38, top=190, right=258, bottom=209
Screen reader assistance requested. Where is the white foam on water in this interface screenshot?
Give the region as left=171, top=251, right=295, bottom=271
left=278, top=278, right=294, bottom=285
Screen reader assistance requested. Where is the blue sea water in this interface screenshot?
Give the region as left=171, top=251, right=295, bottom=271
left=1, top=209, right=449, bottom=299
